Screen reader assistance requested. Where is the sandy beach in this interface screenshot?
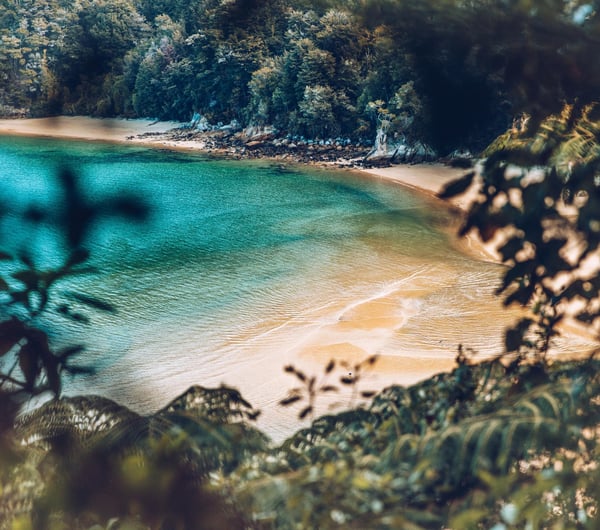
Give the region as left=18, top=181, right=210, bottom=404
left=0, top=116, right=474, bottom=210
left=0, top=116, right=182, bottom=143
left=1, top=116, right=597, bottom=440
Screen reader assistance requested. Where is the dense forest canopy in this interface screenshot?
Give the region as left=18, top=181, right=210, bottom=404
left=2, top=0, right=599, bottom=156
left=2, top=1, right=599, bottom=154
left=3, top=0, right=600, bottom=154
left=0, top=0, right=536, bottom=153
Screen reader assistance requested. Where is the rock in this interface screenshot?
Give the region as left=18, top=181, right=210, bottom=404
left=195, top=116, right=212, bottom=131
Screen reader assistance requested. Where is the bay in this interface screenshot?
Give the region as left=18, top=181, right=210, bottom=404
left=0, top=135, right=516, bottom=439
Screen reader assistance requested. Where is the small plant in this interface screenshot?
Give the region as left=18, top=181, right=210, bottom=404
left=339, top=354, right=379, bottom=407
left=0, top=167, right=148, bottom=405
left=279, top=355, right=380, bottom=422
left=279, top=360, right=338, bottom=422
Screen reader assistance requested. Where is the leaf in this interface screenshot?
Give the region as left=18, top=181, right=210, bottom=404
left=0, top=251, right=13, bottom=261
left=576, top=311, right=596, bottom=324
left=284, top=364, right=295, bottom=373
left=18, top=253, right=34, bottom=268
left=496, top=259, right=535, bottom=295
left=57, top=345, right=85, bottom=360
left=9, top=290, right=29, bottom=306
left=65, top=291, right=117, bottom=313
left=361, top=390, right=376, bottom=398
left=505, top=319, right=533, bottom=352
left=63, top=364, right=95, bottom=376
left=366, top=354, right=379, bottom=365
left=403, top=508, right=443, bottom=526
left=67, top=312, right=90, bottom=324
left=0, top=317, right=27, bottom=355
left=107, top=195, right=150, bottom=222
left=449, top=508, right=489, bottom=528
left=246, top=410, right=261, bottom=421
left=438, top=171, right=475, bottom=199
left=19, top=342, right=40, bottom=389
left=341, top=376, right=354, bottom=385
left=279, top=395, right=302, bottom=406
left=294, top=370, right=307, bottom=382
left=298, top=405, right=313, bottom=419
left=504, top=284, right=536, bottom=307
left=24, top=205, right=46, bottom=223
left=65, top=248, right=91, bottom=268
left=319, top=385, right=339, bottom=393
left=46, top=365, right=61, bottom=396
left=497, top=236, right=524, bottom=262
left=11, top=270, right=38, bottom=290
left=324, top=359, right=335, bottom=373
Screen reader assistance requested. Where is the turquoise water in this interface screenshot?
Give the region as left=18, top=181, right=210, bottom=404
left=0, top=135, right=519, bottom=436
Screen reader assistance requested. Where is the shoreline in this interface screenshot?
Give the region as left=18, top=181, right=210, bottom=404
left=0, top=116, right=184, bottom=144
left=0, top=116, right=494, bottom=261
left=1, top=116, right=596, bottom=440
left=0, top=116, right=471, bottom=203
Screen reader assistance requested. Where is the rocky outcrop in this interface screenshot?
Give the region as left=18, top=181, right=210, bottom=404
left=140, top=127, right=376, bottom=167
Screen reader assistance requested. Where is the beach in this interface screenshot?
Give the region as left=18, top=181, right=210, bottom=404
left=0, top=116, right=492, bottom=263
left=1, top=116, right=597, bottom=440
left=0, top=116, right=474, bottom=206
left=0, top=116, right=182, bottom=143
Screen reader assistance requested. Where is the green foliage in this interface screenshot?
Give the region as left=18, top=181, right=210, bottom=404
left=8, top=387, right=264, bottom=529
left=0, top=0, right=426, bottom=144
left=229, top=359, right=600, bottom=529
left=279, top=355, right=378, bottom=425
left=3, top=2, right=600, bottom=528
left=6, top=0, right=600, bottom=152
left=0, top=167, right=148, bottom=405
left=442, top=103, right=600, bottom=362
left=0, top=167, right=149, bottom=528
left=0, top=170, right=256, bottom=529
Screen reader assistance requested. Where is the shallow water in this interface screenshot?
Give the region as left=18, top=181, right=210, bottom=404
left=0, top=136, right=556, bottom=439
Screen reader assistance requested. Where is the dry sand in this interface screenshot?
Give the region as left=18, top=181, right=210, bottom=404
left=0, top=116, right=182, bottom=142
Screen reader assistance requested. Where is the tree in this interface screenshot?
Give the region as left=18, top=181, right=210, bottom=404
left=442, top=103, right=600, bottom=360
left=55, top=0, right=143, bottom=114
left=360, top=0, right=600, bottom=356
left=246, top=62, right=281, bottom=125
left=298, top=84, right=337, bottom=137
left=359, top=0, right=512, bottom=153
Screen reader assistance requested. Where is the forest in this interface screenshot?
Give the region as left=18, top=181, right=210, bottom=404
left=0, top=0, right=518, bottom=155
left=1, top=0, right=600, bottom=529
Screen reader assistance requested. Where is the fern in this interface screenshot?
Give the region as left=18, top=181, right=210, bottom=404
left=380, top=378, right=592, bottom=497
left=485, top=102, right=600, bottom=179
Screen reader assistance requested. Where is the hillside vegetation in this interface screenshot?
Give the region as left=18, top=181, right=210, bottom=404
left=0, top=0, right=516, bottom=154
